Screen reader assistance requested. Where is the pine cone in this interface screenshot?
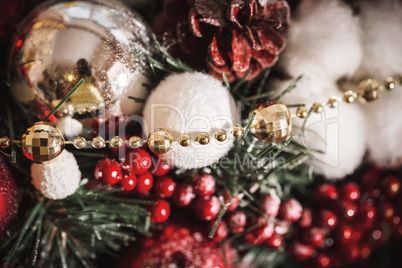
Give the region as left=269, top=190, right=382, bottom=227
left=153, top=0, right=290, bottom=81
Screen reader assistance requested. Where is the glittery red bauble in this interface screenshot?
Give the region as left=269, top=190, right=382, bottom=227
left=94, top=159, right=122, bottom=186
left=0, top=156, right=20, bottom=237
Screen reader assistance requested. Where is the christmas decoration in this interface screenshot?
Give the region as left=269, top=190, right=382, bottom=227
left=152, top=0, right=290, bottom=81
left=31, top=150, right=81, bottom=199
left=142, top=72, right=238, bottom=169
left=0, top=156, right=20, bottom=238
left=7, top=0, right=153, bottom=136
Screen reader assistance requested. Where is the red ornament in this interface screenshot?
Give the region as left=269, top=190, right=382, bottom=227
left=260, top=193, right=281, bottom=217
left=302, top=227, right=325, bottom=247
left=172, top=184, right=195, bottom=207
left=264, top=233, right=283, bottom=249
left=288, top=242, right=315, bottom=262
left=208, top=221, right=228, bottom=242
left=245, top=218, right=274, bottom=245
left=314, top=184, right=338, bottom=203
left=315, top=209, right=337, bottom=230
left=151, top=158, right=171, bottom=176
left=221, top=191, right=239, bottom=211
left=121, top=174, right=137, bottom=191
left=147, top=199, right=171, bottom=223
left=279, top=198, right=303, bottom=222
left=192, top=174, right=216, bottom=197
left=360, top=165, right=380, bottom=191
left=274, top=220, right=290, bottom=235
left=94, top=159, right=122, bottom=185
left=227, top=211, right=247, bottom=234
left=124, top=149, right=152, bottom=175
left=154, top=176, right=176, bottom=198
left=335, top=200, right=357, bottom=220
left=194, top=196, right=220, bottom=221
left=0, top=156, right=20, bottom=237
left=334, top=224, right=360, bottom=245
left=136, top=172, right=154, bottom=194
left=338, top=182, right=360, bottom=201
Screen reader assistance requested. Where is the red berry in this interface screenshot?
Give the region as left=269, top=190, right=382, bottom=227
left=151, top=158, right=171, bottom=176
left=154, top=176, right=176, bottom=198
left=381, top=175, right=400, bottom=197
left=192, top=174, right=215, bottom=197
left=355, top=202, right=376, bottom=229
left=124, top=149, right=152, bottom=175
left=247, top=218, right=274, bottom=245
left=315, top=209, right=338, bottom=230
left=335, top=200, right=357, bottom=220
left=194, top=196, right=220, bottom=221
left=136, top=172, right=154, bottom=194
left=279, top=199, right=303, bottom=222
left=315, top=184, right=338, bottom=203
left=303, top=227, right=325, bottom=247
left=147, top=199, right=170, bottom=223
left=338, top=182, right=360, bottom=201
left=288, top=242, right=315, bottom=262
left=94, top=159, right=122, bottom=185
left=208, top=221, right=228, bottom=242
left=221, top=191, right=239, bottom=211
left=299, top=208, right=313, bottom=228
left=377, top=201, right=395, bottom=220
left=264, top=233, right=283, bottom=249
left=367, top=224, right=388, bottom=248
left=334, top=224, right=360, bottom=245
left=227, top=211, right=247, bottom=234
left=274, top=220, right=290, bottom=235
left=121, top=174, right=137, bottom=191
left=260, top=193, right=281, bottom=217
left=314, top=253, right=331, bottom=268
left=172, top=184, right=195, bottom=207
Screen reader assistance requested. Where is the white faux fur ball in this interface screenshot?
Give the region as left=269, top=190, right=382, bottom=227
left=143, top=72, right=238, bottom=169
left=119, top=71, right=149, bottom=116
left=56, top=116, right=83, bottom=138
left=31, top=150, right=81, bottom=200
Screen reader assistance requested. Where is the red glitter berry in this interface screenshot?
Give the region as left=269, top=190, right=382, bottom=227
left=151, top=157, right=171, bottom=176
left=335, top=200, right=357, bottom=220
left=279, top=199, right=303, bottom=222
left=264, top=233, right=283, bottom=249
left=260, top=193, right=281, bottom=217
left=299, top=208, right=313, bottom=228
left=94, top=159, right=122, bottom=185
left=355, top=202, right=376, bottom=229
left=194, top=196, right=220, bottom=221
left=227, top=211, right=247, bottom=234
left=338, top=182, right=360, bottom=201
left=192, top=174, right=215, bottom=197
left=314, top=184, right=338, bottom=203
left=172, top=184, right=195, bottom=207
left=121, top=174, right=137, bottom=191
left=221, top=191, right=239, bottom=211
left=334, top=224, right=361, bottom=245
left=136, top=172, right=154, bottom=194
left=147, top=199, right=171, bottom=223
left=124, top=149, right=152, bottom=175
left=245, top=218, right=274, bottom=245
left=315, top=209, right=337, bottom=230
left=303, top=227, right=325, bottom=247
left=208, top=221, right=228, bottom=242
left=288, top=242, right=315, bottom=262
left=154, top=176, right=176, bottom=198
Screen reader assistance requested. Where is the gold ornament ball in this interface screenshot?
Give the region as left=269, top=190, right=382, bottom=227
left=110, top=136, right=124, bottom=148
left=215, top=130, right=227, bottom=142
left=0, top=137, right=11, bottom=148
left=178, top=134, right=192, bottom=147
left=327, top=96, right=339, bottom=108
left=384, top=77, right=396, bottom=91
left=231, top=124, right=244, bottom=138
left=148, top=129, right=174, bottom=154
left=296, top=107, right=308, bottom=119
left=196, top=132, right=210, bottom=145
left=249, top=101, right=292, bottom=143
left=343, top=90, right=356, bottom=103
left=73, top=137, right=87, bottom=149
left=92, top=136, right=106, bottom=149
left=357, top=79, right=381, bottom=103
left=22, top=121, right=65, bottom=163
left=312, top=102, right=324, bottom=113
left=128, top=136, right=143, bottom=149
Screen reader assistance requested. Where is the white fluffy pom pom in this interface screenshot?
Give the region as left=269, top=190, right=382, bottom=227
left=119, top=71, right=149, bottom=116
left=56, top=116, right=83, bottom=138
left=143, top=72, right=238, bottom=169
left=31, top=150, right=81, bottom=200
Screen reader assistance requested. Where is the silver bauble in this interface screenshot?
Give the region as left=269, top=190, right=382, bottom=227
left=7, top=0, right=153, bottom=136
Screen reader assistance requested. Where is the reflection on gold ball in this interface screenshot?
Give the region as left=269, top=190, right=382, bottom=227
left=327, top=96, right=339, bottom=108
left=231, top=124, right=244, bottom=138
left=384, top=77, right=396, bottom=91
left=215, top=130, right=227, bottom=142
left=357, top=79, right=381, bottom=103
left=73, top=137, right=87, bottom=149
left=148, top=129, right=173, bottom=154
left=296, top=107, right=308, bottom=119
left=92, top=136, right=106, bottom=149
left=312, top=102, right=324, bottom=113
left=0, top=137, right=11, bottom=148
left=196, top=132, right=210, bottom=145
left=343, top=90, right=356, bottom=103
left=178, top=134, right=192, bottom=147
left=110, top=136, right=124, bottom=148
left=128, top=136, right=142, bottom=149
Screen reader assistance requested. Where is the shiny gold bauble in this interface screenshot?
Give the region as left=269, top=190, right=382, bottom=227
left=22, top=121, right=65, bottom=163
left=384, top=77, right=396, bottom=91
left=215, top=130, right=227, bottom=142
left=128, top=136, right=142, bottom=149
left=110, top=136, right=124, bottom=148
left=147, top=129, right=174, bottom=154
left=231, top=124, right=244, bottom=138
left=357, top=79, right=381, bottom=103
left=7, top=0, right=153, bottom=133
left=92, top=136, right=106, bottom=149
left=73, top=137, right=87, bottom=149
left=178, top=134, right=192, bottom=147
left=249, top=101, right=292, bottom=143
left=296, top=107, right=308, bottom=119
left=196, top=132, right=210, bottom=145
left=343, top=90, right=356, bottom=103
left=312, top=102, right=324, bottom=113
left=327, top=96, right=339, bottom=108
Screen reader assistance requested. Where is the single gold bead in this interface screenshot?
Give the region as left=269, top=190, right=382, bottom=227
left=178, top=134, right=192, bottom=147
left=92, top=136, right=106, bottom=149
left=296, top=106, right=308, bottom=119
left=128, top=136, right=142, bottom=149
left=73, top=137, right=87, bottom=149
left=110, top=136, right=124, bottom=148
left=214, top=129, right=227, bottom=142
left=231, top=124, right=244, bottom=138
left=147, top=129, right=174, bottom=154
left=343, top=90, right=356, bottom=103
left=0, top=137, right=11, bottom=148
left=312, top=102, right=324, bottom=113
left=384, top=77, right=396, bottom=91
left=357, top=79, right=381, bottom=103
left=196, top=132, right=210, bottom=145
left=327, top=96, right=339, bottom=108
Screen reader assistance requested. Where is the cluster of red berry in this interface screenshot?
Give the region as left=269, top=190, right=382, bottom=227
left=287, top=165, right=402, bottom=268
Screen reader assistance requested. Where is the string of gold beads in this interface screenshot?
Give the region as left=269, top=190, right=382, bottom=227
left=294, top=74, right=401, bottom=118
